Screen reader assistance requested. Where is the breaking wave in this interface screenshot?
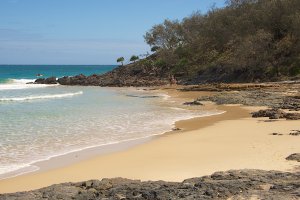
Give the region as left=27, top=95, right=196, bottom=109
left=0, top=91, right=83, bottom=102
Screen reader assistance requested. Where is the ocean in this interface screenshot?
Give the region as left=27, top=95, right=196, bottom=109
left=0, top=65, right=219, bottom=179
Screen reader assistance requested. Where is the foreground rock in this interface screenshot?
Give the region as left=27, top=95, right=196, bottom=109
left=1, top=170, right=299, bottom=199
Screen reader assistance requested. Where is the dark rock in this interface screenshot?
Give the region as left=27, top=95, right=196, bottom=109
left=286, top=153, right=300, bottom=162
left=57, top=76, right=71, bottom=85
left=252, top=109, right=300, bottom=120
left=284, top=113, right=300, bottom=120
left=1, top=170, right=299, bottom=200
left=34, top=77, right=57, bottom=84
left=271, top=133, right=283, bottom=136
left=252, top=109, right=285, bottom=119
left=183, top=100, right=203, bottom=106
left=172, top=128, right=181, bottom=131
left=34, top=62, right=171, bottom=87
left=280, top=96, right=300, bottom=111
left=44, top=77, right=57, bottom=84
left=289, top=130, right=300, bottom=136
left=34, top=78, right=45, bottom=84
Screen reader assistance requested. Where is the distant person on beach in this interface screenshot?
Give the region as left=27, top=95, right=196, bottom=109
left=169, top=75, right=177, bottom=85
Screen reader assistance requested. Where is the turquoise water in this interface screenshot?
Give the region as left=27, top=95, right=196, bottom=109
left=0, top=65, right=116, bottom=83
left=0, top=65, right=219, bottom=179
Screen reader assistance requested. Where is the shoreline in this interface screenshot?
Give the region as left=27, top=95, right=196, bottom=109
left=0, top=88, right=299, bottom=194
left=0, top=87, right=224, bottom=183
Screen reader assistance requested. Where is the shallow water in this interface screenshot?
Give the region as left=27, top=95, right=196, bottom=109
left=0, top=65, right=220, bottom=179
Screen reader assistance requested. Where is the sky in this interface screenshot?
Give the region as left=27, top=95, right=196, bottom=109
left=0, top=0, right=225, bottom=65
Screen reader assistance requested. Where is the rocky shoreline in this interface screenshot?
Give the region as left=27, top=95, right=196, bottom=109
left=1, top=168, right=299, bottom=200
left=185, top=82, right=300, bottom=121
left=34, top=64, right=169, bottom=87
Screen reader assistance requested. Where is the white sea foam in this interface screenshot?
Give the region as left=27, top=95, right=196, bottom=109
left=0, top=86, right=226, bottom=181
left=0, top=91, right=83, bottom=102
left=0, top=79, right=55, bottom=90
left=0, top=109, right=225, bottom=180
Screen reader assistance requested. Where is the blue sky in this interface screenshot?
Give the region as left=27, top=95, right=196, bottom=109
left=0, top=0, right=225, bottom=64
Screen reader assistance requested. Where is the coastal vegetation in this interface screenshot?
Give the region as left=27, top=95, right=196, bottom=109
left=116, top=57, right=124, bottom=66
left=139, top=0, right=300, bottom=83
left=130, top=55, right=139, bottom=63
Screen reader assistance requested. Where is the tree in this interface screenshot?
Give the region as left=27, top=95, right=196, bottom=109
left=116, top=57, right=124, bottom=66
left=151, top=46, right=160, bottom=52
left=140, top=0, right=300, bottom=82
left=144, top=19, right=183, bottom=50
left=130, top=55, right=139, bottom=63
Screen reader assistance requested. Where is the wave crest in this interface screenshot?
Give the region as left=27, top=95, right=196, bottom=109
left=0, top=91, right=83, bottom=102
left=0, top=79, right=54, bottom=90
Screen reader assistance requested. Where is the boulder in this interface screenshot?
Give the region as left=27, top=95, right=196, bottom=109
left=34, top=78, right=45, bottom=84
left=286, top=153, right=300, bottom=162
left=57, top=76, right=71, bottom=85
left=44, top=76, right=57, bottom=84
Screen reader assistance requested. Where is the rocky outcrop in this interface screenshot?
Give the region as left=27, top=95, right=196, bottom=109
left=252, top=109, right=300, bottom=120
left=252, top=109, right=285, bottom=119
left=181, top=83, right=280, bottom=92
left=0, top=170, right=299, bottom=199
left=35, top=63, right=170, bottom=87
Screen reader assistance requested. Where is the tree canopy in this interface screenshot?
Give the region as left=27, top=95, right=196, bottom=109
left=130, top=55, right=139, bottom=63
left=117, top=57, right=125, bottom=66
left=142, top=0, right=300, bottom=82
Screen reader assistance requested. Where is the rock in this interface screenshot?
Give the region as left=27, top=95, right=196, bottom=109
left=271, top=133, right=283, bottom=136
left=36, top=63, right=170, bottom=87
left=269, top=113, right=281, bottom=119
left=280, top=96, right=300, bottom=111
left=44, top=77, right=57, bottom=84
left=286, top=153, right=300, bottom=162
left=172, top=127, right=181, bottom=131
left=183, top=100, right=203, bottom=106
left=252, top=109, right=300, bottom=120
left=57, top=76, right=71, bottom=85
left=34, top=77, right=57, bottom=84
left=284, top=113, right=300, bottom=120
left=252, top=109, right=285, bottom=119
left=115, top=193, right=126, bottom=199
left=34, top=78, right=45, bottom=84
left=289, top=130, right=300, bottom=136
left=1, top=170, right=299, bottom=200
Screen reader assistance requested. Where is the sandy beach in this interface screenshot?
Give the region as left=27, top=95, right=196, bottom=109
left=0, top=89, right=299, bottom=194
